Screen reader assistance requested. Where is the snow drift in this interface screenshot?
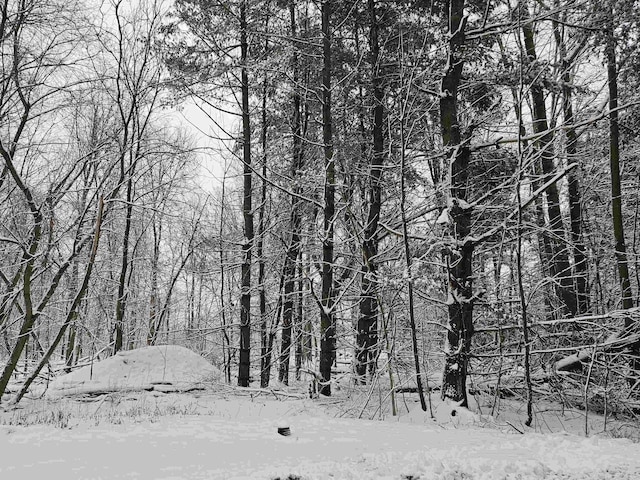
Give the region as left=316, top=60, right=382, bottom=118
left=46, top=345, right=220, bottom=397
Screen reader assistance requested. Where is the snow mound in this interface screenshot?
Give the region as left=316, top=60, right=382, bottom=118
left=46, top=345, right=220, bottom=397
left=399, top=399, right=485, bottom=427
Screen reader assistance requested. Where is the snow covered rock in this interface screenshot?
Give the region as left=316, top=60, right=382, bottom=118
left=46, top=345, right=220, bottom=397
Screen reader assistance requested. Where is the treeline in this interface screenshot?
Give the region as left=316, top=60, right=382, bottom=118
left=1, top=0, right=640, bottom=420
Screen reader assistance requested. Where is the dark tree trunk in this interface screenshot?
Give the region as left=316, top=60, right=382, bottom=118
left=147, top=220, right=160, bottom=345
left=0, top=217, right=42, bottom=402
left=562, top=66, right=589, bottom=316
left=278, top=238, right=300, bottom=385
left=65, top=260, right=80, bottom=372
left=13, top=197, right=104, bottom=404
left=521, top=8, right=578, bottom=317
left=440, top=0, right=474, bottom=407
left=238, top=0, right=254, bottom=387
left=257, top=114, right=268, bottom=385
left=498, top=29, right=554, bottom=320
left=295, top=255, right=304, bottom=381
left=532, top=151, right=556, bottom=319
left=606, top=6, right=635, bottom=368
left=398, top=33, right=427, bottom=411
left=319, top=0, right=335, bottom=397
left=258, top=35, right=269, bottom=386
left=66, top=167, right=94, bottom=370
left=553, top=16, right=589, bottom=315
left=261, top=274, right=285, bottom=387
left=113, top=173, right=134, bottom=354
left=278, top=1, right=304, bottom=386
left=219, top=174, right=232, bottom=383
left=356, top=0, right=384, bottom=383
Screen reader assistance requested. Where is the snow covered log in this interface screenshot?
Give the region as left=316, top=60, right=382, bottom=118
left=555, top=330, right=640, bottom=373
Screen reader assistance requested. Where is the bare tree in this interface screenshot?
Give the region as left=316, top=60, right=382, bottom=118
left=521, top=0, right=578, bottom=318
left=0, top=0, right=112, bottom=401
left=108, top=0, right=163, bottom=354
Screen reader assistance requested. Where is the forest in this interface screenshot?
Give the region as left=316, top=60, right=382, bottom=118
left=1, top=0, right=640, bottom=431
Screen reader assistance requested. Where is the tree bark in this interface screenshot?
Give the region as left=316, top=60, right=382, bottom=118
left=238, top=0, right=254, bottom=388
left=605, top=8, right=637, bottom=379
left=277, top=1, right=304, bottom=386
left=258, top=41, right=269, bottom=387
left=356, top=0, right=384, bottom=383
left=319, top=0, right=335, bottom=397
left=440, top=0, right=474, bottom=407
left=606, top=7, right=633, bottom=313
left=295, top=254, right=304, bottom=381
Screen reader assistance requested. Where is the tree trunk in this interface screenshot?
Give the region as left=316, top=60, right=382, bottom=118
left=499, top=35, right=555, bottom=320
left=553, top=15, right=589, bottom=315
left=262, top=274, right=285, bottom=386
left=238, top=0, right=254, bottom=388
left=65, top=165, right=93, bottom=370
left=0, top=215, right=43, bottom=402
left=319, top=0, right=335, bottom=397
left=606, top=7, right=637, bottom=378
left=278, top=240, right=300, bottom=385
left=399, top=29, right=427, bottom=411
left=295, top=254, right=304, bottom=381
left=356, top=0, right=384, bottom=383
left=258, top=48, right=269, bottom=387
left=440, top=0, right=474, bottom=407
left=147, top=220, right=161, bottom=345
left=113, top=173, right=134, bottom=354
left=64, top=259, right=80, bottom=372
left=13, top=197, right=104, bottom=404
left=219, top=172, right=232, bottom=384
left=278, top=1, right=304, bottom=386
left=521, top=4, right=578, bottom=317
left=606, top=7, right=633, bottom=312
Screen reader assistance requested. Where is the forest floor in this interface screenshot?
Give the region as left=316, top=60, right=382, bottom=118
left=1, top=346, right=639, bottom=479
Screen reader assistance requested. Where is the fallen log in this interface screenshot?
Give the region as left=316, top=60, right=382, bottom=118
left=555, top=330, right=640, bottom=373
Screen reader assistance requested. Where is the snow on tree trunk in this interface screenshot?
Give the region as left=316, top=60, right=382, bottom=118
left=439, top=0, right=474, bottom=407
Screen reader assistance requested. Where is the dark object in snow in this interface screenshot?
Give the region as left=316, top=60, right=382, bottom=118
left=308, top=379, right=317, bottom=399
left=277, top=426, right=291, bottom=436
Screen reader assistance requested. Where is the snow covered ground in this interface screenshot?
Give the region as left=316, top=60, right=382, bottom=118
left=1, top=347, right=639, bottom=479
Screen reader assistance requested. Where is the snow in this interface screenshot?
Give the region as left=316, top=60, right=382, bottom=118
left=447, top=197, right=473, bottom=211
left=445, top=292, right=453, bottom=306
left=436, top=208, right=451, bottom=225
left=45, top=345, right=221, bottom=397
left=2, top=395, right=639, bottom=479
left=1, top=346, right=639, bottom=479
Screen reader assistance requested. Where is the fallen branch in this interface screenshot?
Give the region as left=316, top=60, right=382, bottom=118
left=556, top=330, right=640, bottom=373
